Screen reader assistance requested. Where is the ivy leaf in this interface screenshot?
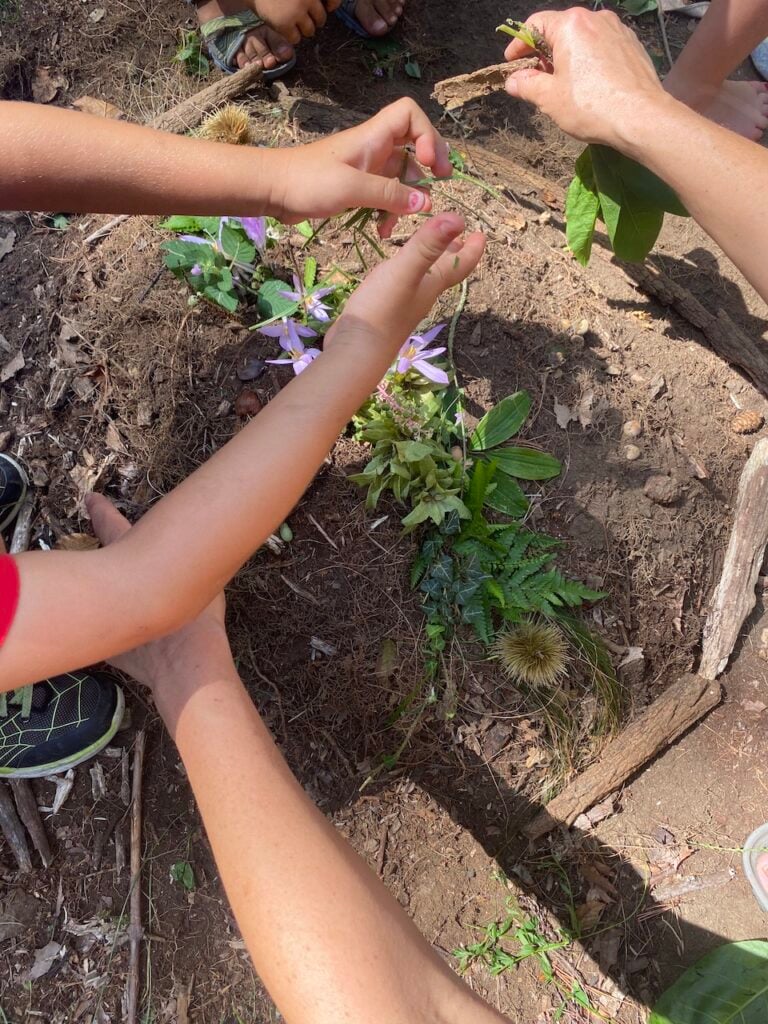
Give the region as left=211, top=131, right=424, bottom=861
left=470, top=391, right=532, bottom=450
left=565, top=148, right=600, bottom=267
left=257, top=279, right=299, bottom=320
left=484, top=448, right=562, bottom=481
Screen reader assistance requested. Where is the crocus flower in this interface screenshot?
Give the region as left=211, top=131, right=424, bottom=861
left=262, top=318, right=320, bottom=376
left=190, top=264, right=203, bottom=277
left=279, top=274, right=336, bottom=323
left=394, top=325, right=449, bottom=385
left=240, top=216, right=268, bottom=251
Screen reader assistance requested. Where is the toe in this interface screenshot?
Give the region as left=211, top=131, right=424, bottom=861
left=265, top=26, right=294, bottom=62
left=373, top=0, right=402, bottom=26
left=354, top=0, right=392, bottom=34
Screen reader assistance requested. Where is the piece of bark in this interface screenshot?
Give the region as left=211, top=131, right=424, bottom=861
left=432, top=59, right=542, bottom=110
left=525, top=674, right=721, bottom=840
left=0, top=784, right=32, bottom=872
left=653, top=868, right=735, bottom=903
left=126, top=730, right=146, bottom=1024
left=10, top=781, right=51, bottom=868
left=699, top=438, right=768, bottom=679
left=150, top=62, right=265, bottom=135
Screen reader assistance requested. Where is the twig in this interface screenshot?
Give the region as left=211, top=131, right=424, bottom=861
left=0, top=783, right=32, bottom=871
left=307, top=512, right=339, bottom=551
left=447, top=277, right=469, bottom=371
left=10, top=781, right=51, bottom=868
left=126, top=730, right=147, bottom=1024
left=84, top=214, right=130, bottom=247
left=9, top=498, right=35, bottom=554
left=656, top=2, right=674, bottom=71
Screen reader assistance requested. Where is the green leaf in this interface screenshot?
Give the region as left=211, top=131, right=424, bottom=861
left=650, top=940, right=768, bottom=1024
left=401, top=502, right=434, bottom=530
left=486, top=448, right=561, bottom=481
left=159, top=215, right=206, bottom=232
left=470, top=391, right=532, bottom=450
left=593, top=146, right=687, bottom=217
left=590, top=145, right=666, bottom=262
left=303, top=256, right=317, bottom=289
left=619, top=0, right=658, bottom=15
left=565, top=149, right=600, bottom=267
left=295, top=220, right=314, bottom=238
left=394, top=440, right=435, bottom=462
left=170, top=860, right=196, bottom=890
left=202, top=285, right=238, bottom=313
left=449, top=147, right=466, bottom=172
left=257, top=278, right=299, bottom=320
left=219, top=222, right=255, bottom=265
left=484, top=472, right=529, bottom=517
left=404, top=59, right=422, bottom=79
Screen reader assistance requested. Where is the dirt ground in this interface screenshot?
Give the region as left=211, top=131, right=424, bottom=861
left=1, top=0, right=768, bottom=1021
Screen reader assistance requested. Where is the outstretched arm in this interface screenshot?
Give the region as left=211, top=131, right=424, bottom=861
left=101, top=574, right=507, bottom=1024
left=502, top=8, right=768, bottom=301
left=0, top=97, right=449, bottom=230
left=1, top=215, right=485, bottom=689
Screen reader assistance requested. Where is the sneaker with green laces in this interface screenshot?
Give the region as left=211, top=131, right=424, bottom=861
left=0, top=672, right=125, bottom=778
left=0, top=452, right=28, bottom=533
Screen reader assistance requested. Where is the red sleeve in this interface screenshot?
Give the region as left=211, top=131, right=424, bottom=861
left=0, top=555, right=20, bottom=647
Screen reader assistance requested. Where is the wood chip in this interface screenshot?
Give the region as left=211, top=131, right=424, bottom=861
left=432, top=58, right=542, bottom=110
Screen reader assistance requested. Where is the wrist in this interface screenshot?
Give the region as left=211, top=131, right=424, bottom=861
left=153, top=660, right=242, bottom=735
left=606, top=89, right=687, bottom=163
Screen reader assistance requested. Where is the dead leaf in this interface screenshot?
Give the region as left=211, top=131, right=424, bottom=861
left=503, top=211, right=527, bottom=231
left=0, top=229, right=16, bottom=262
left=88, top=6, right=106, bottom=21
left=618, top=646, right=644, bottom=669
left=57, top=533, right=100, bottom=552
left=105, top=421, right=126, bottom=452
left=525, top=746, right=546, bottom=768
left=32, top=67, right=67, bottom=104
left=573, top=794, right=617, bottom=830
left=26, top=941, right=64, bottom=981
left=576, top=900, right=606, bottom=930
left=741, top=699, right=767, bottom=714
left=0, top=350, right=25, bottom=383
left=581, top=863, right=618, bottom=899
left=649, top=372, right=667, bottom=399
left=554, top=399, right=575, bottom=429
left=71, top=94, right=123, bottom=119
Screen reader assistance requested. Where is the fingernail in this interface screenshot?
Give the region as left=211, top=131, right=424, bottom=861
left=438, top=217, right=458, bottom=239
left=408, top=190, right=426, bottom=213
left=373, top=17, right=387, bottom=31
left=278, top=46, right=292, bottom=57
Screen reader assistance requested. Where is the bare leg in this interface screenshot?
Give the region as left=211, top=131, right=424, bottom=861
left=664, top=0, right=768, bottom=139
left=195, top=0, right=295, bottom=72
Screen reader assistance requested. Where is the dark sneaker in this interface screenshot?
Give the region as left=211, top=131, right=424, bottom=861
left=0, top=453, right=28, bottom=533
left=0, top=671, right=125, bottom=778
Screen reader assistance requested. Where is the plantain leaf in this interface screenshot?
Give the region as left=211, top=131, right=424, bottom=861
left=485, top=448, right=562, bottom=481
left=565, top=149, right=601, bottom=267
left=470, top=391, right=532, bottom=451
left=484, top=470, right=529, bottom=517
left=591, top=146, right=664, bottom=262
left=592, top=146, right=688, bottom=217
left=649, top=940, right=768, bottom=1024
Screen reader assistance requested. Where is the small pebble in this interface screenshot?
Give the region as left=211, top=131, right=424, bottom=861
left=575, top=318, right=590, bottom=336
left=450, top=446, right=464, bottom=462
left=569, top=334, right=585, bottom=346
left=644, top=474, right=682, bottom=505
left=623, top=419, right=643, bottom=438
left=606, top=364, right=622, bottom=376
left=234, top=388, right=261, bottom=418
left=625, top=444, right=641, bottom=462
left=537, top=210, right=552, bottom=226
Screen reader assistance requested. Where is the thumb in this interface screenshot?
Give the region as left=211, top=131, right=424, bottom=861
left=505, top=67, right=553, bottom=107
left=394, top=213, right=466, bottom=282
left=85, top=492, right=132, bottom=547
left=346, top=168, right=432, bottom=217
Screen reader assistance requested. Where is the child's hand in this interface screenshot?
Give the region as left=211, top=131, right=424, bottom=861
left=328, top=213, right=485, bottom=352
left=267, top=98, right=452, bottom=233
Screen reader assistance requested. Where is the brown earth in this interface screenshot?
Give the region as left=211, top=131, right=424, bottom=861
left=1, top=1, right=768, bottom=1022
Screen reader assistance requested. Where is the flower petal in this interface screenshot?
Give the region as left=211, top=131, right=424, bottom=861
left=179, top=234, right=207, bottom=245
left=413, top=359, right=449, bottom=385
left=419, top=346, right=447, bottom=360
left=241, top=217, right=267, bottom=249
left=259, top=325, right=284, bottom=338
left=396, top=356, right=413, bottom=374
left=295, top=323, right=318, bottom=338
left=421, top=324, right=446, bottom=345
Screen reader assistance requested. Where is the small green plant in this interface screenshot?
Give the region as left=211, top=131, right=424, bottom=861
left=363, top=37, right=421, bottom=80
left=169, top=860, right=196, bottom=890
left=174, top=28, right=210, bottom=77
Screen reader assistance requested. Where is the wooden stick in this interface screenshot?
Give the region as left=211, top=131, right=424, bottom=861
left=150, top=62, right=265, bottom=135
left=699, top=438, right=768, bottom=679
left=10, top=781, right=51, bottom=868
left=126, top=730, right=147, bottom=1024
left=0, top=783, right=32, bottom=871
left=524, top=674, right=721, bottom=840
left=9, top=497, right=35, bottom=555
left=432, top=59, right=542, bottom=110
left=85, top=214, right=129, bottom=246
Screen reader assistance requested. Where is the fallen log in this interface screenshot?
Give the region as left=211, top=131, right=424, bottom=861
left=699, top=438, right=768, bottom=679
left=524, top=674, right=721, bottom=840
left=150, top=62, right=265, bottom=135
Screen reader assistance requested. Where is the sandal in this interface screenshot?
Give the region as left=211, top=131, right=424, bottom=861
left=335, top=0, right=373, bottom=38
left=200, top=10, right=297, bottom=79
left=743, top=823, right=768, bottom=912
left=752, top=39, right=768, bottom=81
left=0, top=453, right=28, bottom=534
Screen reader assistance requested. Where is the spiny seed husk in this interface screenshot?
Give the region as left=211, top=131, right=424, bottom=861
left=197, top=104, right=254, bottom=145
left=493, top=621, right=570, bottom=688
left=731, top=410, right=764, bottom=435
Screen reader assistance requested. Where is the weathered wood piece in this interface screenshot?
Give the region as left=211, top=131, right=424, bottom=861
left=10, top=781, right=51, bottom=868
left=0, top=783, right=32, bottom=872
left=126, top=730, right=147, bottom=1024
left=432, top=59, right=542, bottom=110
left=150, top=62, right=265, bottom=135
left=524, top=674, right=721, bottom=840
left=699, top=438, right=768, bottom=679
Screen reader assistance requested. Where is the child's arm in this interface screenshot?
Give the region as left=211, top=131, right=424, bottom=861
left=1, top=215, right=484, bottom=690
left=0, top=97, right=449, bottom=228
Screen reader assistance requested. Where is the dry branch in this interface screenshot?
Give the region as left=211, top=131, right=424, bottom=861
left=126, top=730, right=147, bottom=1024
left=0, top=783, right=32, bottom=871
left=150, top=62, right=265, bottom=135
left=699, top=438, right=768, bottom=678
left=524, top=674, right=721, bottom=840
left=432, top=59, right=542, bottom=110
left=10, top=781, right=51, bottom=868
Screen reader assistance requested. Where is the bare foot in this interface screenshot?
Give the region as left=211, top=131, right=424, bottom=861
left=196, top=0, right=295, bottom=71
left=353, top=0, right=404, bottom=36
left=666, top=76, right=768, bottom=141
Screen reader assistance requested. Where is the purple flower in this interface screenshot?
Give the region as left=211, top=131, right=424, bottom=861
left=262, top=318, right=320, bottom=376
left=190, top=263, right=202, bottom=277
left=279, top=274, right=336, bottom=323
left=240, top=217, right=268, bottom=251
left=394, top=325, right=449, bottom=385
left=179, top=234, right=208, bottom=245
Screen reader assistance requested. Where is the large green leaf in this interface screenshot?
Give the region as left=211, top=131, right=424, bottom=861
left=470, top=392, right=532, bottom=451
left=485, top=448, right=562, bottom=481
left=650, top=940, right=768, bottom=1024
left=257, top=279, right=299, bottom=320
left=565, top=149, right=601, bottom=267
left=592, top=146, right=688, bottom=217
left=591, top=146, right=665, bottom=262
left=484, top=471, right=529, bottom=517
